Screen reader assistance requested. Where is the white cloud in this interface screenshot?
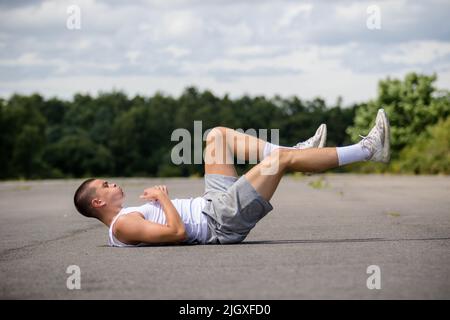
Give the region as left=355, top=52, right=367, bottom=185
left=381, top=41, right=450, bottom=65
left=163, top=45, right=191, bottom=58
left=278, top=3, right=312, bottom=27
left=160, top=10, right=204, bottom=38
left=227, top=45, right=280, bottom=57
left=0, top=52, right=65, bottom=68
left=335, top=2, right=365, bottom=21
left=0, top=0, right=449, bottom=104
left=125, top=50, right=141, bottom=64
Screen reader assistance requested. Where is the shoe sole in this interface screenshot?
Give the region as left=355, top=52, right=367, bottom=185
left=378, top=109, right=391, bottom=163
left=318, top=124, right=327, bottom=148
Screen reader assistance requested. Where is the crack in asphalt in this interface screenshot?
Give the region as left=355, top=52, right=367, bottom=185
left=0, top=225, right=103, bottom=261
left=1, top=233, right=449, bottom=261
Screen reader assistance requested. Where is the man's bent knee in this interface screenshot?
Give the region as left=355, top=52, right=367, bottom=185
left=205, top=127, right=233, bottom=165
left=206, top=126, right=228, bottom=144
left=260, top=148, right=290, bottom=175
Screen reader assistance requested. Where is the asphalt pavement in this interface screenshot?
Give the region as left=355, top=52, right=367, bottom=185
left=0, top=174, right=449, bottom=299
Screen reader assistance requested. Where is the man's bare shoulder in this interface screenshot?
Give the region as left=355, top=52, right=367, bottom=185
left=112, top=211, right=145, bottom=245
left=113, top=212, right=145, bottom=238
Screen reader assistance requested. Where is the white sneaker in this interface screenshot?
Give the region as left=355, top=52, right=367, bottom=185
left=358, top=108, right=391, bottom=163
left=293, top=124, right=327, bottom=149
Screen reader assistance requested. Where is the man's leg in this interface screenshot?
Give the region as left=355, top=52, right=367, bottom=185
left=204, top=127, right=263, bottom=177
left=204, top=126, right=324, bottom=176
left=243, top=147, right=338, bottom=201
left=204, top=126, right=283, bottom=177
left=244, top=108, right=390, bottom=201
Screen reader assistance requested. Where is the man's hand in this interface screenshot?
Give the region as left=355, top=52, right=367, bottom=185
left=139, top=185, right=169, bottom=202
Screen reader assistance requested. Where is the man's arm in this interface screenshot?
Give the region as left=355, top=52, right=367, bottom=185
left=114, top=214, right=187, bottom=245
left=114, top=185, right=187, bottom=245
left=152, top=186, right=186, bottom=237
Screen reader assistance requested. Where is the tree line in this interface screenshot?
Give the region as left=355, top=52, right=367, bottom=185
left=0, top=72, right=448, bottom=179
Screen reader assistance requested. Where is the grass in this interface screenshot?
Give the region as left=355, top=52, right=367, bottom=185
left=308, top=176, right=329, bottom=190
left=385, top=210, right=401, bottom=217
left=12, top=185, right=32, bottom=191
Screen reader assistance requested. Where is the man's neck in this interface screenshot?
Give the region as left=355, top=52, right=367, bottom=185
left=99, top=205, right=123, bottom=227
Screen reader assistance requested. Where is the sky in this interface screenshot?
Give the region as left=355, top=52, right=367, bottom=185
left=1, top=0, right=450, bottom=105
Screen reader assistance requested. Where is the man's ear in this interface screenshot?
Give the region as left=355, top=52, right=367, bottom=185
left=91, top=198, right=105, bottom=208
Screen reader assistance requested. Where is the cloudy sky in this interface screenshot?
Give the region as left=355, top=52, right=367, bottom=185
left=1, top=0, right=450, bottom=104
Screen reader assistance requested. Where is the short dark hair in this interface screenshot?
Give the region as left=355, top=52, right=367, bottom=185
left=74, top=178, right=98, bottom=218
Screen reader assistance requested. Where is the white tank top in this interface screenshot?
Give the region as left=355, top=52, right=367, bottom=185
left=108, top=197, right=209, bottom=247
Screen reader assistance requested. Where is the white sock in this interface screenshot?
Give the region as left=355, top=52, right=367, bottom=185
left=336, top=143, right=371, bottom=166
left=263, top=142, right=295, bottom=159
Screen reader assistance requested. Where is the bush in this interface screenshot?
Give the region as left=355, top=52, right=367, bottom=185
left=390, top=117, right=450, bottom=174
left=347, top=73, right=450, bottom=159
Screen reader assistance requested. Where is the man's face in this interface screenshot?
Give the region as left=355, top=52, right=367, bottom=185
left=91, top=179, right=125, bottom=210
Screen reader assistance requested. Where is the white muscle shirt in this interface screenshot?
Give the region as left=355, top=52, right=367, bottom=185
left=108, top=197, right=209, bottom=247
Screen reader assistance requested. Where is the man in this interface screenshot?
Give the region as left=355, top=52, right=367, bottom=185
left=74, top=109, right=390, bottom=247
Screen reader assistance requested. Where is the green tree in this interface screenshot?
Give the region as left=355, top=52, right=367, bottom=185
left=2, top=75, right=446, bottom=179
left=347, top=73, right=450, bottom=157
left=43, top=132, right=113, bottom=177
left=0, top=94, right=47, bottom=178
left=390, top=117, right=450, bottom=174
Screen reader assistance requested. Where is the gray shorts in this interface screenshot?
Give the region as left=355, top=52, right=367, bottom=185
left=201, top=173, right=274, bottom=244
